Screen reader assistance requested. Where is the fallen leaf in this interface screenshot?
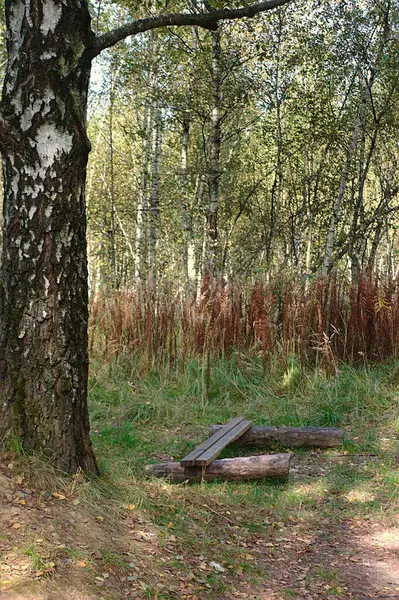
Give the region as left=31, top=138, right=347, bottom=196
left=52, top=492, right=66, bottom=500
left=209, top=561, right=225, bottom=573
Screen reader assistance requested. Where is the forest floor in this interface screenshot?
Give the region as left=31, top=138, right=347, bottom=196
left=1, top=357, right=398, bottom=599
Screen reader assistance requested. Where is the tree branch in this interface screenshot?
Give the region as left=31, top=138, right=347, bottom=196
left=0, top=112, right=21, bottom=154
left=91, top=0, right=293, bottom=58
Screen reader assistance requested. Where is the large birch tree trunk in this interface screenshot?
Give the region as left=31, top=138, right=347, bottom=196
left=0, top=0, right=98, bottom=474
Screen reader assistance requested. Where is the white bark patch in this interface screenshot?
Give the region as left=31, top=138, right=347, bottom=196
left=24, top=164, right=40, bottom=178
left=35, top=124, right=73, bottom=177
left=28, top=206, right=37, bottom=220
left=21, top=98, right=42, bottom=131
left=44, top=275, right=50, bottom=297
left=41, top=0, right=62, bottom=36
left=40, top=50, right=57, bottom=60
left=8, top=2, right=25, bottom=67
left=25, top=0, right=33, bottom=27
left=33, top=183, right=45, bottom=199
left=11, top=172, right=20, bottom=198
left=20, top=89, right=55, bottom=132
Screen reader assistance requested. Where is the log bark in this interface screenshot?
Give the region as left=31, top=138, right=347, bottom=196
left=147, top=453, right=292, bottom=482
left=209, top=425, right=344, bottom=448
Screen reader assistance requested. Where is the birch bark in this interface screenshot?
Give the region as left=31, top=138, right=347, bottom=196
left=205, top=27, right=222, bottom=277
left=0, top=0, right=98, bottom=473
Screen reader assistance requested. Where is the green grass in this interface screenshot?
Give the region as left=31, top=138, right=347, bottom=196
left=86, top=353, right=399, bottom=596
left=21, top=545, right=45, bottom=571
left=89, top=355, right=398, bottom=471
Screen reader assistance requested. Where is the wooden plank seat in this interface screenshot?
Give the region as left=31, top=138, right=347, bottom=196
left=180, top=416, right=252, bottom=468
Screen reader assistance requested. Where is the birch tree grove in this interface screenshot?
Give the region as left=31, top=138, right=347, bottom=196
left=0, top=0, right=293, bottom=473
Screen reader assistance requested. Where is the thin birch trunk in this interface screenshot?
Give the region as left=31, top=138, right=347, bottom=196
left=321, top=107, right=363, bottom=276
left=266, top=10, right=283, bottom=271
left=135, top=104, right=151, bottom=283
left=180, top=28, right=197, bottom=293
left=149, top=103, right=162, bottom=290
left=205, top=27, right=222, bottom=277
left=108, top=72, right=117, bottom=284
left=367, top=220, right=383, bottom=274
left=323, top=3, right=391, bottom=277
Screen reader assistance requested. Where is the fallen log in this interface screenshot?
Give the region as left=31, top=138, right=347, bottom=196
left=146, top=453, right=292, bottom=482
left=209, top=425, right=344, bottom=448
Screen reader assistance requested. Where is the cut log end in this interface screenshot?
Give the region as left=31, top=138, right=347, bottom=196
left=146, top=453, right=292, bottom=483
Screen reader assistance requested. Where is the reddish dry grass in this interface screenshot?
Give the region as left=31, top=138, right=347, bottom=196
left=89, top=272, right=399, bottom=369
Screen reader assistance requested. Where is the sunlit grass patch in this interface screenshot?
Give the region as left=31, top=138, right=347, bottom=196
left=284, top=480, right=329, bottom=505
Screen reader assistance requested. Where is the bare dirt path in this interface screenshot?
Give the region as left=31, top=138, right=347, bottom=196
left=1, top=453, right=398, bottom=600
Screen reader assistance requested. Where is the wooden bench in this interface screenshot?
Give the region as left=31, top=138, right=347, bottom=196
left=180, top=416, right=252, bottom=468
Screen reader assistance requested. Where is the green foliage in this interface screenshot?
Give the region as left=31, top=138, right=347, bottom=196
left=86, top=0, right=399, bottom=288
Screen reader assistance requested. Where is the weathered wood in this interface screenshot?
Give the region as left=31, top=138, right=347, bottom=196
left=209, top=425, right=344, bottom=448
left=148, top=453, right=292, bottom=482
left=180, top=416, right=250, bottom=467
left=194, top=420, right=252, bottom=467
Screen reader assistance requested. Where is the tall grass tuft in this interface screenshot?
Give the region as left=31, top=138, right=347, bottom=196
left=89, top=272, right=399, bottom=370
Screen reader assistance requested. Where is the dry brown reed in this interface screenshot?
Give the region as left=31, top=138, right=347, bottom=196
left=89, top=272, right=399, bottom=370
